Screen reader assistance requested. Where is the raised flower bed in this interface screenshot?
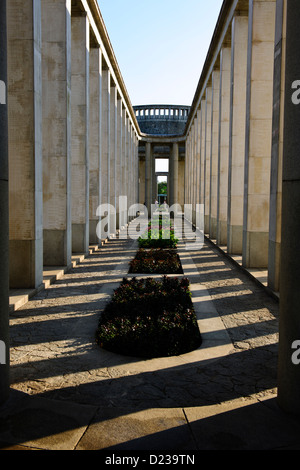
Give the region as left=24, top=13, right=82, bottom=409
left=129, top=248, right=183, bottom=274
left=96, top=276, right=201, bottom=358
left=138, top=215, right=178, bottom=249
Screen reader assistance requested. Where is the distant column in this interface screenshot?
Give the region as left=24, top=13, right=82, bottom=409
left=242, top=0, right=276, bottom=268
left=200, top=99, right=206, bottom=206
left=196, top=110, right=201, bottom=214
left=101, top=67, right=110, bottom=238
left=278, top=0, right=300, bottom=416
left=8, top=0, right=43, bottom=288
left=217, top=47, right=231, bottom=246
left=145, top=141, right=152, bottom=213
left=204, top=86, right=212, bottom=234
left=71, top=14, right=90, bottom=253
left=109, top=83, right=117, bottom=236
left=173, top=142, right=179, bottom=212
left=42, top=0, right=72, bottom=266
left=210, top=70, right=220, bottom=239
left=120, top=106, right=126, bottom=227
left=0, top=0, right=9, bottom=404
left=89, top=46, right=102, bottom=244
left=191, top=118, right=197, bottom=225
left=116, top=97, right=122, bottom=229
left=227, top=14, right=248, bottom=255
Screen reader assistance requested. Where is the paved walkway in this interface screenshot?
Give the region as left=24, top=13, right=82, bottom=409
left=1, top=220, right=300, bottom=451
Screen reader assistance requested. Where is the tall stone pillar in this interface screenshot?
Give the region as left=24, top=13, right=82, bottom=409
left=8, top=0, right=43, bottom=289
left=42, top=0, right=72, bottom=266
left=277, top=0, right=300, bottom=415
left=145, top=142, right=152, bottom=213
left=71, top=14, right=90, bottom=253
left=109, top=83, right=117, bottom=236
left=122, top=111, right=128, bottom=226
left=196, top=110, right=201, bottom=212
left=204, top=86, right=212, bottom=234
left=268, top=0, right=285, bottom=292
left=217, top=47, right=231, bottom=246
left=116, top=98, right=122, bottom=229
left=173, top=143, right=179, bottom=212
left=227, top=15, right=248, bottom=254
left=101, top=67, right=110, bottom=238
left=89, top=46, right=102, bottom=244
left=151, top=144, right=156, bottom=206
left=242, top=0, right=276, bottom=268
left=200, top=99, right=206, bottom=206
left=210, top=70, right=220, bottom=239
left=192, top=118, right=197, bottom=225
left=0, top=0, right=10, bottom=404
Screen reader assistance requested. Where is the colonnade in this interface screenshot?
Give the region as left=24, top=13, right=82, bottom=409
left=185, top=0, right=282, bottom=291
left=7, top=0, right=139, bottom=291
left=1, top=0, right=300, bottom=416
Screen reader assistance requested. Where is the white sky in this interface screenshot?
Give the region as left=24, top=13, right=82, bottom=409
left=97, top=0, right=224, bottom=107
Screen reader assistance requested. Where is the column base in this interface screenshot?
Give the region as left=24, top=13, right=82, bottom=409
left=242, top=230, right=269, bottom=268
left=227, top=224, right=243, bottom=255
left=89, top=220, right=100, bottom=245
left=43, top=229, right=71, bottom=267
left=72, top=223, right=89, bottom=254
left=9, top=238, right=43, bottom=289
left=268, top=239, right=280, bottom=292
left=217, top=219, right=228, bottom=246
left=209, top=217, right=217, bottom=240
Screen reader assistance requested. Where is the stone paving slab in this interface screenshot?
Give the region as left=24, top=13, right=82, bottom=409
left=76, top=407, right=197, bottom=451
left=0, top=390, right=97, bottom=450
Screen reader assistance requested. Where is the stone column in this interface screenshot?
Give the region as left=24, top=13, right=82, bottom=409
left=89, top=46, right=102, bottom=244
left=115, top=98, right=122, bottom=229
left=200, top=99, right=206, bottom=206
left=109, top=82, right=117, bottom=236
left=42, top=0, right=72, bottom=266
left=128, top=125, right=133, bottom=219
left=268, top=0, right=285, bottom=292
left=210, top=70, right=220, bottom=239
left=204, top=86, right=212, bottom=234
left=196, top=109, right=201, bottom=211
left=0, top=0, right=9, bottom=403
left=227, top=15, right=248, bottom=254
left=277, top=0, right=300, bottom=416
left=120, top=106, right=126, bottom=227
left=151, top=144, right=156, bottom=207
left=71, top=14, right=90, bottom=253
left=101, top=67, right=110, bottom=238
left=8, top=0, right=43, bottom=289
left=242, top=0, right=276, bottom=268
left=217, top=47, right=231, bottom=246
left=123, top=111, right=128, bottom=226
left=191, top=118, right=197, bottom=225
left=145, top=141, right=152, bottom=213
left=173, top=142, right=179, bottom=213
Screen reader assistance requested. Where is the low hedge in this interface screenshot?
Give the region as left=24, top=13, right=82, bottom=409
left=129, top=248, right=183, bottom=274
left=96, top=276, right=201, bottom=358
left=138, top=217, right=178, bottom=249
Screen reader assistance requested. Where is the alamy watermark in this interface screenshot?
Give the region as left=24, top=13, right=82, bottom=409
left=95, top=197, right=204, bottom=251
left=0, top=340, right=6, bottom=365
left=291, top=340, right=300, bottom=365
left=0, top=80, right=6, bottom=105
